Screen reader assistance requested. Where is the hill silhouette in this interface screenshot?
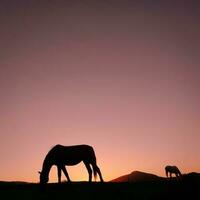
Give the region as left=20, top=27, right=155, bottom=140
left=110, top=170, right=200, bottom=183
left=110, top=171, right=164, bottom=182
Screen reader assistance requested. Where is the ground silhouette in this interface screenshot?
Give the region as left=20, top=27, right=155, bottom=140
left=1, top=174, right=199, bottom=200
left=39, top=144, right=104, bottom=184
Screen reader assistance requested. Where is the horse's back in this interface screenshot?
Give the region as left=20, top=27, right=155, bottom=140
left=50, top=144, right=93, bottom=152
left=62, top=144, right=94, bottom=154
left=48, top=144, right=96, bottom=164
left=165, top=165, right=179, bottom=172
left=64, top=145, right=95, bottom=159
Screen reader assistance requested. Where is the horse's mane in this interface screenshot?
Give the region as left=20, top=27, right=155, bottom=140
left=43, top=145, right=61, bottom=165
left=49, top=144, right=59, bottom=151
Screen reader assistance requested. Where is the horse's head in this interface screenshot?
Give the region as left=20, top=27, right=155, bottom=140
left=38, top=170, right=49, bottom=184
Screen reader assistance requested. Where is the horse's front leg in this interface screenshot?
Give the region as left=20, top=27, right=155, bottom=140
left=166, top=170, right=169, bottom=178
left=61, top=166, right=71, bottom=182
left=57, top=166, right=62, bottom=183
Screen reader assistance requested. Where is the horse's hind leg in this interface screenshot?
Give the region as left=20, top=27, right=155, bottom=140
left=176, top=172, right=182, bottom=180
left=175, top=173, right=179, bottom=180
left=92, top=164, right=104, bottom=182
left=84, top=161, right=92, bottom=182
left=61, top=166, right=71, bottom=182
left=95, top=165, right=104, bottom=182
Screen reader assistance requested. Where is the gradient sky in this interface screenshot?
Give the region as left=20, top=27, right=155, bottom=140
left=0, top=1, right=200, bottom=182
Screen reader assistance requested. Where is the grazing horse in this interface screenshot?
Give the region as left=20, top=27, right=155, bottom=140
left=165, top=165, right=182, bottom=179
left=39, top=144, right=104, bottom=184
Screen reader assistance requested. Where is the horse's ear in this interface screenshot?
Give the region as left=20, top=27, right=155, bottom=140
left=38, top=171, right=41, bottom=174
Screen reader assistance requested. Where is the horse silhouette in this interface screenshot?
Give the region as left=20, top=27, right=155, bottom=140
left=165, top=165, right=182, bottom=179
left=39, top=144, right=104, bottom=184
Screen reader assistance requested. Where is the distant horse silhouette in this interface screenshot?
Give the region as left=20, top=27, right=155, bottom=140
left=39, top=144, right=104, bottom=184
left=165, top=165, right=182, bottom=179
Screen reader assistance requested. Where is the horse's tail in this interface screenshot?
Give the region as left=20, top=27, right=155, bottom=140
left=90, top=146, right=98, bottom=181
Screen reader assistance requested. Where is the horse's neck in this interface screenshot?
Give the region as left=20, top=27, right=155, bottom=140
left=42, top=157, right=52, bottom=175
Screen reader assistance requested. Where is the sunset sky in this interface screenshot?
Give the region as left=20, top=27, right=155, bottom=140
left=0, top=1, right=200, bottom=182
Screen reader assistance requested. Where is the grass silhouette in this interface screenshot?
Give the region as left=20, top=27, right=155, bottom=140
left=0, top=175, right=199, bottom=200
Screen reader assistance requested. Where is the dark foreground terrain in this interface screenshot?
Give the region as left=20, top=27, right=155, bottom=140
left=0, top=175, right=199, bottom=200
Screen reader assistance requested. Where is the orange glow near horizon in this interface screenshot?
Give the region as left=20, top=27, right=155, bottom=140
left=0, top=1, right=200, bottom=183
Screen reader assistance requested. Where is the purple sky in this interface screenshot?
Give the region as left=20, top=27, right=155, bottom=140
left=0, top=1, right=200, bottom=182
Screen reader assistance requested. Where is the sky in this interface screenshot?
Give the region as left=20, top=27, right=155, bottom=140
left=0, top=0, right=200, bottom=182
